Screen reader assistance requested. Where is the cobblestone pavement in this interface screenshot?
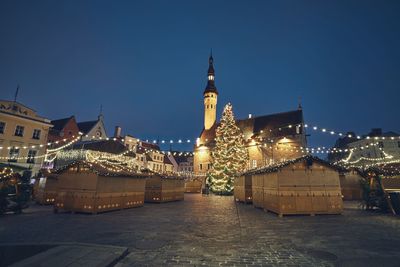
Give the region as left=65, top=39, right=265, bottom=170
left=1, top=194, right=400, bottom=266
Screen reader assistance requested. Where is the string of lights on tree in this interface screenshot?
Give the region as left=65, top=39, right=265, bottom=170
left=207, top=103, right=249, bottom=194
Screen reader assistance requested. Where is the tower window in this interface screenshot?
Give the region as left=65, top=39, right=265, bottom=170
left=207, top=105, right=209, bottom=109
left=210, top=104, right=213, bottom=108
left=208, top=75, right=214, bottom=81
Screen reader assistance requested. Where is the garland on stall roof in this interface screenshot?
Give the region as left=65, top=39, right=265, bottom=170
left=242, top=155, right=345, bottom=176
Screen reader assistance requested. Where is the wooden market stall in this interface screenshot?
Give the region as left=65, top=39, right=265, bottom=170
left=184, top=178, right=203, bottom=193
left=234, top=174, right=252, bottom=203
left=53, top=161, right=147, bottom=214
left=339, top=169, right=363, bottom=200
left=35, top=171, right=59, bottom=205
left=248, top=156, right=343, bottom=216
left=251, top=171, right=264, bottom=208
left=145, top=174, right=185, bottom=203
left=381, top=177, right=400, bottom=192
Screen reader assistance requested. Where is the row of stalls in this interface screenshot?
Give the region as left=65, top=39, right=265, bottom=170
left=34, top=161, right=185, bottom=214
left=235, top=155, right=400, bottom=216
left=235, top=156, right=357, bottom=217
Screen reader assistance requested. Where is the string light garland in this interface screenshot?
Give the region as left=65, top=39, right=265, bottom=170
left=243, top=155, right=345, bottom=176
left=0, top=134, right=83, bottom=151
left=3, top=116, right=397, bottom=177
left=46, top=135, right=82, bottom=152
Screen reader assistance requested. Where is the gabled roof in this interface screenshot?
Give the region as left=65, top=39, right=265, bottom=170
left=382, top=131, right=400, bottom=137
left=140, top=142, right=161, bottom=151
left=53, top=161, right=145, bottom=177
left=163, top=155, right=173, bottom=165
left=72, top=140, right=127, bottom=154
left=77, top=120, right=98, bottom=134
left=199, top=123, right=218, bottom=144
left=199, top=109, right=304, bottom=144
left=51, top=116, right=74, bottom=131
left=237, top=109, right=303, bottom=136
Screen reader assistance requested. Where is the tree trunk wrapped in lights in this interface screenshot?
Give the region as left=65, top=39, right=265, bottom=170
left=207, top=103, right=249, bottom=195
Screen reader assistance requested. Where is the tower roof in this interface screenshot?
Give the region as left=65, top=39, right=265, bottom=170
left=204, top=53, right=218, bottom=95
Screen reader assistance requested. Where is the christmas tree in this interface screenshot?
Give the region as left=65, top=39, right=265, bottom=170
left=207, top=103, right=249, bottom=194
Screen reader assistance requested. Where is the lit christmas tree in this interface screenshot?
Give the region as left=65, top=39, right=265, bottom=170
left=207, top=103, right=249, bottom=194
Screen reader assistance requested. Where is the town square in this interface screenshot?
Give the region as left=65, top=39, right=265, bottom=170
left=1, top=1, right=400, bottom=266
left=2, top=195, right=400, bottom=267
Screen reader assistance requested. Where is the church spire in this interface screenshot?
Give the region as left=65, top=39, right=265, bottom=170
left=204, top=51, right=218, bottom=95
left=203, top=53, right=218, bottom=130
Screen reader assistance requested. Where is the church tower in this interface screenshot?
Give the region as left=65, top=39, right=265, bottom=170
left=203, top=53, right=218, bottom=130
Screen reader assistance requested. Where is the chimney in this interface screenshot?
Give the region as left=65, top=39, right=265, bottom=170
left=114, top=126, right=122, bottom=138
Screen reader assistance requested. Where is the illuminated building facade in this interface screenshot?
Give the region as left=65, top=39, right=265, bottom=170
left=0, top=99, right=52, bottom=174
left=193, top=55, right=307, bottom=174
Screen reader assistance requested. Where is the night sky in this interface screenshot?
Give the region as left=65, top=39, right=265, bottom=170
left=1, top=0, right=399, bottom=151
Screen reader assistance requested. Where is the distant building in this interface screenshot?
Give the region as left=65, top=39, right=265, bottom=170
left=136, top=142, right=174, bottom=173
left=47, top=115, right=80, bottom=144
left=168, top=151, right=194, bottom=173
left=329, top=128, right=400, bottom=167
left=0, top=99, right=52, bottom=174
left=113, top=126, right=139, bottom=151
left=110, top=126, right=174, bottom=173
left=326, top=132, right=358, bottom=163
left=193, top=54, right=307, bottom=174
left=78, top=114, right=108, bottom=141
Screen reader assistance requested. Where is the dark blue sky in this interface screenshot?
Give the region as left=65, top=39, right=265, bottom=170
left=1, top=0, right=399, bottom=150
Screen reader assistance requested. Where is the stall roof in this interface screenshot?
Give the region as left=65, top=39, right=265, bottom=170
left=52, top=161, right=146, bottom=178
left=245, top=155, right=345, bottom=175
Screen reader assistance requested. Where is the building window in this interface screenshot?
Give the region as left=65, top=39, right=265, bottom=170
left=27, top=150, right=37, bottom=164
left=8, top=148, right=19, bottom=162
left=199, top=164, right=203, bottom=170
left=14, top=125, right=24, bottom=137
left=210, top=104, right=213, bottom=108
left=0, top=122, right=5, bottom=134
left=32, top=129, right=41, bottom=140
left=252, top=160, right=257, bottom=168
